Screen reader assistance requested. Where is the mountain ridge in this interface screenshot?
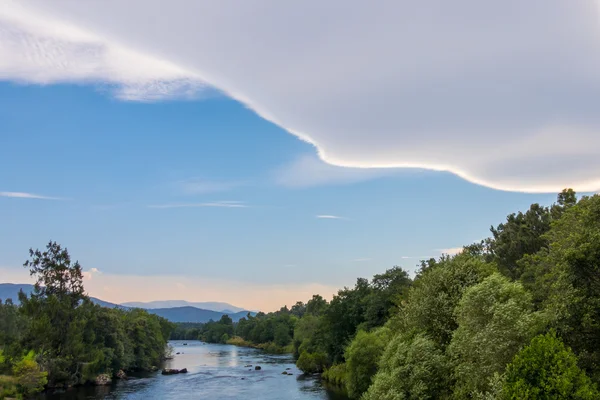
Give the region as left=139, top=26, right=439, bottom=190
left=0, top=283, right=256, bottom=323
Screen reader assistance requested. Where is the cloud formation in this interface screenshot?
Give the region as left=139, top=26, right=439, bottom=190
left=316, top=215, right=345, bottom=220
left=148, top=200, right=248, bottom=209
left=2, top=1, right=600, bottom=192
left=0, top=191, right=60, bottom=200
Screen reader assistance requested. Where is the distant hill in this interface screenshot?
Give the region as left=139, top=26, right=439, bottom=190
left=145, top=306, right=253, bottom=323
left=120, top=300, right=247, bottom=313
left=0, top=283, right=125, bottom=309
left=0, top=283, right=255, bottom=323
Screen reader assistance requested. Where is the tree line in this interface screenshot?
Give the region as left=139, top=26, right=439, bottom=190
left=295, top=189, right=600, bottom=399
left=178, top=189, right=600, bottom=399
left=0, top=242, right=174, bottom=398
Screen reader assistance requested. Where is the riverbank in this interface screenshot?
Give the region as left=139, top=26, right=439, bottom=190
left=36, top=341, right=348, bottom=400
left=225, top=336, right=293, bottom=354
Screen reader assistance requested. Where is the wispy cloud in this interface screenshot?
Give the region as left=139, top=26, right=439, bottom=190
left=175, top=178, right=245, bottom=195
left=148, top=200, right=248, bottom=209
left=400, top=256, right=435, bottom=260
left=316, top=215, right=346, bottom=220
left=0, top=191, right=61, bottom=200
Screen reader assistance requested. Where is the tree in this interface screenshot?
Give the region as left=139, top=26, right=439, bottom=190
left=364, top=333, right=450, bottom=400
left=305, top=295, right=328, bottom=316
left=344, top=327, right=390, bottom=398
left=449, top=273, right=544, bottom=397
left=22, top=241, right=85, bottom=306
left=322, top=278, right=372, bottom=362
left=401, top=253, right=494, bottom=348
left=489, top=204, right=552, bottom=280
left=519, top=194, right=600, bottom=379
left=364, top=266, right=411, bottom=329
left=504, top=332, right=598, bottom=399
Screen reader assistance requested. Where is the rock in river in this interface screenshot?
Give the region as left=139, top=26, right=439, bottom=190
left=162, top=368, right=188, bottom=375
left=95, top=374, right=112, bottom=385
left=254, top=366, right=262, bottom=371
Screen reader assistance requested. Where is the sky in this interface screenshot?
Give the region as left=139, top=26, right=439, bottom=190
left=0, top=1, right=599, bottom=311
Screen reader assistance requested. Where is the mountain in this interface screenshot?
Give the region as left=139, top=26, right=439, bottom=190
left=144, top=306, right=253, bottom=323
left=1, top=283, right=255, bottom=323
left=120, top=300, right=247, bottom=313
left=0, top=283, right=125, bottom=309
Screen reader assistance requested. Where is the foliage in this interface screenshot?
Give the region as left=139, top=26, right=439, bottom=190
left=344, top=327, right=389, bottom=398
left=401, top=253, right=495, bottom=348
left=296, top=351, right=329, bottom=374
left=0, top=242, right=173, bottom=391
left=518, top=194, right=600, bottom=379
left=12, top=351, right=47, bottom=396
left=364, top=333, right=451, bottom=400
left=504, top=332, right=598, bottom=399
left=448, top=273, right=544, bottom=397
left=322, top=363, right=347, bottom=387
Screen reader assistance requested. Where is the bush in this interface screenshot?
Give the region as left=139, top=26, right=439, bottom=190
left=296, top=351, right=328, bottom=374
left=363, top=333, right=450, bottom=400
left=0, top=375, right=18, bottom=399
left=503, top=332, right=599, bottom=399
left=13, top=353, right=47, bottom=396
left=220, top=333, right=230, bottom=344
left=344, top=327, right=389, bottom=398
left=449, top=273, right=544, bottom=397
left=322, top=363, right=347, bottom=387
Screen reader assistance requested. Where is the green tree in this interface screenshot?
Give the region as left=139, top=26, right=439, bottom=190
left=344, top=327, right=389, bottom=398
left=489, top=204, right=552, bottom=280
left=364, top=266, right=411, bottom=329
left=519, top=194, right=600, bottom=379
left=504, top=332, right=598, bottom=399
left=449, top=273, right=544, bottom=397
left=402, top=253, right=495, bottom=348
left=364, top=333, right=450, bottom=400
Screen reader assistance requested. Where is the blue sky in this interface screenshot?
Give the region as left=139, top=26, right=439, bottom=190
left=0, top=82, right=564, bottom=310
left=1, top=1, right=598, bottom=310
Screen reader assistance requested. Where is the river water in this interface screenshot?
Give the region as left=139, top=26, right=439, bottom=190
left=39, top=341, right=348, bottom=399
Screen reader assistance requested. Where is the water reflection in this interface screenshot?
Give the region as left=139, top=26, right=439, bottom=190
left=39, top=341, right=348, bottom=400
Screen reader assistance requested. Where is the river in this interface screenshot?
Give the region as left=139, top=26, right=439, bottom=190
left=39, top=341, right=349, bottom=399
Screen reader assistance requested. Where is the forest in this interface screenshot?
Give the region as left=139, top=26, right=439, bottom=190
left=175, top=189, right=600, bottom=399
left=2, top=189, right=600, bottom=399
left=0, top=242, right=173, bottom=398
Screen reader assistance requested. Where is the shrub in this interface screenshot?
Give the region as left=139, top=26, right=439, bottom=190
left=503, top=332, right=599, bottom=399
left=364, top=333, right=450, bottom=400
left=296, top=351, right=328, bottom=374
left=344, top=327, right=389, bottom=398
left=13, top=353, right=48, bottom=396
left=322, top=363, right=347, bottom=387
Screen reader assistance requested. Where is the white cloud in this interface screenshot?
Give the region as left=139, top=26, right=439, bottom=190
left=0, top=191, right=60, bottom=200
left=2, top=1, right=600, bottom=192
left=148, top=200, right=248, bottom=209
left=437, top=247, right=464, bottom=256
left=316, top=215, right=345, bottom=220
left=0, top=2, right=205, bottom=100
left=274, top=154, right=396, bottom=188
left=82, top=267, right=101, bottom=281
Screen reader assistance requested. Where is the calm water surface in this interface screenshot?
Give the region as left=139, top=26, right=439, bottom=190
left=40, top=341, right=348, bottom=399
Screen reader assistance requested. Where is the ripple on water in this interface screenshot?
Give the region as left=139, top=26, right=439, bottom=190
left=38, top=341, right=349, bottom=400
